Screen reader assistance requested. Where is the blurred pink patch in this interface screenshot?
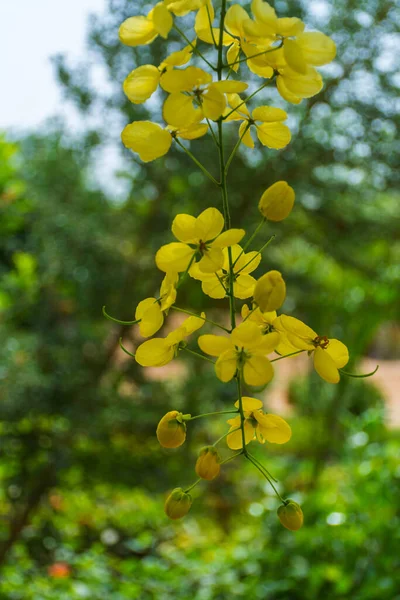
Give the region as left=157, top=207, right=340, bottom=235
left=48, top=562, right=70, bottom=578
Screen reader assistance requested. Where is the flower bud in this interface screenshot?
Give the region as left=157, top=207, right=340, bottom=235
left=254, top=271, right=286, bottom=312
left=156, top=411, right=186, bottom=448
left=164, top=487, right=192, bottom=520
left=195, top=446, right=221, bottom=480
left=277, top=500, right=304, bottom=531
left=258, top=181, right=295, bottom=221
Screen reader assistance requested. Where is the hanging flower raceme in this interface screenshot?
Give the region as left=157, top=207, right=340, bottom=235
left=226, top=397, right=291, bottom=449
left=161, top=66, right=249, bottom=127
left=135, top=272, right=178, bottom=337
left=275, top=315, right=349, bottom=383
left=156, top=207, right=245, bottom=274
left=189, top=244, right=261, bottom=299
left=135, top=313, right=205, bottom=367
left=198, top=320, right=279, bottom=386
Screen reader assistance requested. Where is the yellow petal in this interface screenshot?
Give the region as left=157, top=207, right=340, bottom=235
left=155, top=242, right=195, bottom=272
left=234, top=396, right=263, bottom=411
left=135, top=338, right=174, bottom=367
left=227, top=419, right=255, bottom=449
left=254, top=271, right=286, bottom=312
left=121, top=121, right=172, bottom=162
left=152, top=3, right=173, bottom=38
left=181, top=312, right=206, bottom=335
left=159, top=272, right=178, bottom=310
left=198, top=247, right=224, bottom=273
left=276, top=17, right=305, bottom=37
left=276, top=315, right=316, bottom=350
left=239, top=121, right=255, bottom=148
left=326, top=339, right=349, bottom=368
left=202, top=276, right=226, bottom=299
left=232, top=321, right=263, bottom=349
left=280, top=66, right=323, bottom=99
left=233, top=274, right=256, bottom=299
left=225, top=4, right=249, bottom=37
left=254, top=412, right=292, bottom=443
left=256, top=331, right=280, bottom=354
left=227, top=41, right=241, bottom=72
left=135, top=298, right=164, bottom=337
left=276, top=75, right=302, bottom=105
left=177, top=123, right=209, bottom=140
left=198, top=334, right=232, bottom=356
left=195, top=0, right=214, bottom=35
left=163, top=93, right=202, bottom=127
left=161, top=42, right=196, bottom=68
left=296, top=32, right=336, bottom=66
left=123, top=65, right=160, bottom=104
left=226, top=93, right=250, bottom=118
left=119, top=16, right=157, bottom=47
left=258, top=181, right=295, bottom=221
left=234, top=250, right=261, bottom=274
left=211, top=228, right=245, bottom=249
left=313, top=346, right=340, bottom=383
left=256, top=122, right=291, bottom=149
left=251, top=0, right=278, bottom=30
left=165, top=0, right=206, bottom=17
left=215, top=349, right=238, bottom=382
left=171, top=214, right=198, bottom=243
left=284, top=39, right=307, bottom=74
left=195, top=207, right=224, bottom=241
left=252, top=106, right=287, bottom=122
left=202, top=86, right=226, bottom=121
left=212, top=80, right=248, bottom=94
left=243, top=354, right=274, bottom=386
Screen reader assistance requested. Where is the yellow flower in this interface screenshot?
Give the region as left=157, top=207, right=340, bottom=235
left=241, top=305, right=298, bottom=355
left=121, top=120, right=208, bottom=163
left=123, top=43, right=195, bottom=104
left=253, top=271, right=286, bottom=312
left=189, top=244, right=261, bottom=299
left=195, top=1, right=236, bottom=49
left=195, top=446, right=221, bottom=480
left=135, top=272, right=178, bottom=337
left=156, top=410, right=187, bottom=448
left=275, top=315, right=349, bottom=383
left=119, top=4, right=174, bottom=47
left=226, top=397, right=291, bottom=449
left=164, top=0, right=207, bottom=17
left=156, top=207, right=245, bottom=274
left=135, top=314, right=205, bottom=367
left=198, top=320, right=279, bottom=386
left=164, top=487, right=192, bottom=519
left=258, top=181, right=295, bottom=221
left=161, top=66, right=248, bottom=127
left=237, top=105, right=291, bottom=150
left=277, top=499, right=304, bottom=531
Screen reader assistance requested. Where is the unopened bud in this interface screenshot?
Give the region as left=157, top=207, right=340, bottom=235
left=277, top=500, right=304, bottom=531
left=195, top=446, right=221, bottom=480
left=156, top=411, right=186, bottom=448
left=164, top=487, right=192, bottom=520
left=254, top=271, right=286, bottom=312
left=258, top=181, right=295, bottom=221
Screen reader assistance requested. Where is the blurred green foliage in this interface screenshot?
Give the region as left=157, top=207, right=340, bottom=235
left=1, top=0, right=399, bottom=596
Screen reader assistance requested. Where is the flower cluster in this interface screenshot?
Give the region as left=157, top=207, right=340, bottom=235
left=106, top=0, right=374, bottom=529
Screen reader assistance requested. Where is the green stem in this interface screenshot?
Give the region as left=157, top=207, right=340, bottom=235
left=340, top=365, right=379, bottom=378
left=232, top=218, right=266, bottom=268
left=235, top=373, right=248, bottom=456
left=225, top=122, right=251, bottom=174
left=182, top=347, right=215, bottom=364
left=184, top=478, right=202, bottom=494
left=187, top=411, right=238, bottom=422
left=220, top=451, right=242, bottom=466
left=206, top=118, right=220, bottom=148
left=271, top=350, right=304, bottom=362
left=176, top=252, right=197, bottom=289
left=171, top=306, right=229, bottom=332
left=246, top=454, right=286, bottom=503
left=206, top=3, right=218, bottom=49
left=174, top=24, right=216, bottom=71
left=119, top=338, right=135, bottom=359
left=103, top=306, right=138, bottom=326
left=246, top=451, right=278, bottom=483
left=175, top=139, right=219, bottom=186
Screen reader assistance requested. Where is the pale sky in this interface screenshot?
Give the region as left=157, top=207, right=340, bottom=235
left=0, top=0, right=105, bottom=131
